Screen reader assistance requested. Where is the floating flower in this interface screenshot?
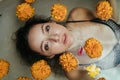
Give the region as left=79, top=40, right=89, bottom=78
left=25, top=0, right=35, bottom=4
left=59, top=52, right=78, bottom=72
left=17, top=76, right=32, bottom=80
left=85, top=64, right=101, bottom=78
left=31, top=60, right=51, bottom=80
left=96, top=1, right=113, bottom=20
left=0, top=59, right=10, bottom=79
left=51, top=3, right=67, bottom=22
left=97, top=77, right=106, bottom=80
left=16, top=3, right=34, bottom=21
left=84, top=38, right=103, bottom=58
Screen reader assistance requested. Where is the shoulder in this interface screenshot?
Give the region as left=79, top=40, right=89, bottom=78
left=67, top=7, right=96, bottom=21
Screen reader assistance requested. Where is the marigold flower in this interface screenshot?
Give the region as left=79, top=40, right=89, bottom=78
left=85, top=64, right=101, bottom=78
left=84, top=38, right=103, bottom=58
left=16, top=3, right=34, bottom=21
left=51, top=3, right=67, bottom=22
left=96, top=1, right=113, bottom=20
left=25, top=0, right=35, bottom=4
left=97, top=77, right=106, bottom=80
left=0, top=59, right=10, bottom=79
left=59, top=52, right=78, bottom=72
left=17, top=76, right=32, bottom=80
left=31, top=60, right=51, bottom=80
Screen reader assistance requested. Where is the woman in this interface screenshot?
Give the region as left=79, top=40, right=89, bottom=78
left=16, top=0, right=119, bottom=80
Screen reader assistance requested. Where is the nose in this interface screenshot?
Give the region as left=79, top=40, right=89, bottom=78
left=49, top=34, right=59, bottom=42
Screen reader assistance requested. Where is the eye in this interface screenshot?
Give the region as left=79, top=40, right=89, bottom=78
left=44, top=43, right=49, bottom=51
left=45, top=25, right=50, bottom=32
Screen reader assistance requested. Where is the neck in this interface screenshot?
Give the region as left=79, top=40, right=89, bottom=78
left=67, top=27, right=84, bottom=51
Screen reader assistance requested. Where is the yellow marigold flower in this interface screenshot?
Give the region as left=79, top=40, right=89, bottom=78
left=59, top=52, right=78, bottom=72
left=16, top=3, right=34, bottom=21
left=84, top=38, right=103, bottom=58
left=31, top=60, right=51, bottom=80
left=85, top=64, right=101, bottom=78
left=25, top=0, right=35, bottom=4
left=0, top=59, right=10, bottom=79
left=17, top=76, right=32, bottom=80
left=96, top=1, right=113, bottom=20
left=51, top=3, right=67, bottom=22
left=97, top=77, right=106, bottom=80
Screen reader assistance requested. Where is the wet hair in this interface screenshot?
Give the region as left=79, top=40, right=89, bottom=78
left=15, top=15, right=65, bottom=76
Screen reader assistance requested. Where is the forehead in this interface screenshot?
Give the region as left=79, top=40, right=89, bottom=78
left=28, top=24, right=43, bottom=53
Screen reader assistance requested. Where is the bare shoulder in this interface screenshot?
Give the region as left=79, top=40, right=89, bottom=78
left=67, top=7, right=96, bottom=21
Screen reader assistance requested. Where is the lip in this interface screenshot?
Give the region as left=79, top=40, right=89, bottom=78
left=63, top=33, right=67, bottom=45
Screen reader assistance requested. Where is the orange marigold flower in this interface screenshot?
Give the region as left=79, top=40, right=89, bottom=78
left=96, top=1, right=113, bottom=20
left=59, top=52, right=78, bottom=72
left=0, top=59, right=10, bottom=79
left=31, top=60, right=51, bottom=80
left=17, top=76, right=32, bottom=80
left=84, top=38, right=103, bottom=58
left=97, top=77, right=106, bottom=80
left=16, top=3, right=34, bottom=21
left=25, top=0, right=35, bottom=4
left=51, top=3, right=67, bottom=22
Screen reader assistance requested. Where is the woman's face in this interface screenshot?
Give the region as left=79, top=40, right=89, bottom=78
left=28, top=22, right=73, bottom=58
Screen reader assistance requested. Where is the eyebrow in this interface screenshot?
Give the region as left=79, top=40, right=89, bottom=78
left=41, top=24, right=44, bottom=34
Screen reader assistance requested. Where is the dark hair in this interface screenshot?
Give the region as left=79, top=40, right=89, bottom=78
left=15, top=16, right=65, bottom=76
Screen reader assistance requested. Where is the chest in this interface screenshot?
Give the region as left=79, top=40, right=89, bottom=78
left=67, top=21, right=117, bottom=46
left=66, top=22, right=117, bottom=64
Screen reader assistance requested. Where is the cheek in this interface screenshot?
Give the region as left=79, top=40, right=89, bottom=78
left=51, top=43, right=67, bottom=53
left=54, top=25, right=67, bottom=33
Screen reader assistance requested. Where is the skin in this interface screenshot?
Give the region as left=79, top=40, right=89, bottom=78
left=28, top=22, right=73, bottom=58
left=28, top=0, right=118, bottom=58
left=65, top=0, right=118, bottom=80
left=28, top=0, right=118, bottom=80
left=66, top=8, right=117, bottom=64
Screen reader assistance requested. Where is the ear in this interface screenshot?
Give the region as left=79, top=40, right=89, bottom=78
left=46, top=55, right=55, bottom=59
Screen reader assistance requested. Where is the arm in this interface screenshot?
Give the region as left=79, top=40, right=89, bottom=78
left=107, top=0, right=118, bottom=22
left=65, top=69, right=95, bottom=80
left=65, top=69, right=80, bottom=80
